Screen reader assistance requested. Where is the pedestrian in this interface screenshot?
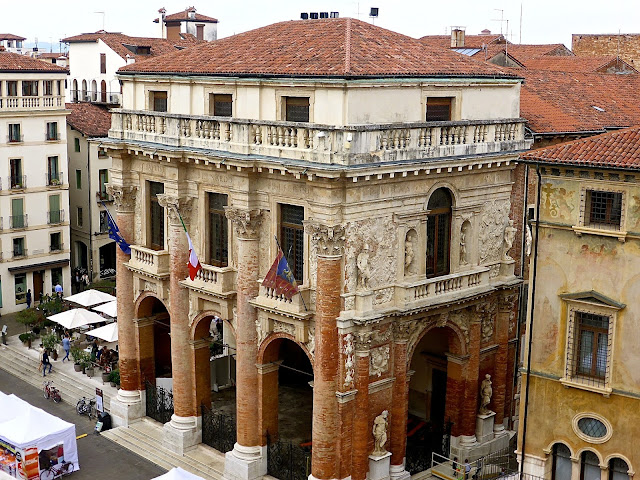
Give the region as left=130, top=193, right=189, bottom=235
left=26, top=289, right=32, bottom=309
left=74, top=271, right=80, bottom=293
left=464, top=459, right=471, bottom=480
left=54, top=283, right=63, bottom=298
left=61, top=334, right=71, bottom=362
left=42, top=349, right=52, bottom=376
left=82, top=272, right=90, bottom=289
left=38, top=343, right=44, bottom=372
left=452, top=457, right=460, bottom=479
left=90, top=339, right=99, bottom=362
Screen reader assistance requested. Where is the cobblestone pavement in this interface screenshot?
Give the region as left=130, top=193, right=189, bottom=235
left=0, top=368, right=166, bottom=480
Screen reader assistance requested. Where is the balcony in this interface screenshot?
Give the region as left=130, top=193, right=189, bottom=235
left=45, top=132, right=60, bottom=141
left=251, top=282, right=314, bottom=319
left=109, top=110, right=529, bottom=166
left=9, top=175, right=26, bottom=189
left=127, top=245, right=170, bottom=278
left=46, top=172, right=63, bottom=187
left=70, top=90, right=121, bottom=105
left=47, top=210, right=65, bottom=225
left=0, top=95, right=64, bottom=111
left=181, top=264, right=236, bottom=297
left=9, top=214, right=27, bottom=229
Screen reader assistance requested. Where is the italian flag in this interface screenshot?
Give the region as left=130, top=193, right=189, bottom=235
left=186, top=231, right=202, bottom=281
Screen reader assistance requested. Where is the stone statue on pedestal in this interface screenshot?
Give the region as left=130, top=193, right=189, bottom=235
left=371, top=410, right=389, bottom=456
left=502, top=220, right=517, bottom=260
left=479, top=374, right=493, bottom=415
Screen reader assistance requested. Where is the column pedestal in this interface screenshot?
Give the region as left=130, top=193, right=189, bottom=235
left=367, top=453, right=391, bottom=480
left=389, top=464, right=411, bottom=480
left=163, top=414, right=202, bottom=455
left=224, top=444, right=267, bottom=480
left=475, top=412, right=495, bottom=444
left=110, top=389, right=145, bottom=427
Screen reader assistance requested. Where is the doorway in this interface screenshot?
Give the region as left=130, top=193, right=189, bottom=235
left=32, top=270, right=44, bottom=303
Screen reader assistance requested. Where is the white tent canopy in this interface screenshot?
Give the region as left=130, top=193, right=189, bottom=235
left=64, top=289, right=116, bottom=307
left=0, top=392, right=79, bottom=472
left=92, top=300, right=117, bottom=318
left=84, top=322, right=118, bottom=342
left=47, top=309, right=105, bottom=329
left=153, top=468, right=205, bottom=480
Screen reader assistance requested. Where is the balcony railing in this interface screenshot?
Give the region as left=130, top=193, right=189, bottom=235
left=46, top=172, right=63, bottom=186
left=9, top=175, right=26, bottom=189
left=96, top=191, right=113, bottom=202
left=47, top=210, right=64, bottom=224
left=70, top=90, right=121, bottom=105
left=0, top=95, right=64, bottom=111
left=50, top=243, right=64, bottom=253
left=9, top=214, right=27, bottom=229
left=252, top=282, right=313, bottom=317
left=45, top=132, right=60, bottom=141
left=183, top=263, right=236, bottom=296
left=109, top=110, right=529, bottom=166
left=128, top=245, right=170, bottom=277
left=12, top=248, right=27, bottom=259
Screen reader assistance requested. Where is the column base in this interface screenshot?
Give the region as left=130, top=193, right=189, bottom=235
left=110, top=389, right=145, bottom=427
left=476, top=412, right=495, bottom=444
left=493, top=422, right=507, bottom=436
left=163, top=414, right=202, bottom=455
left=367, top=452, right=391, bottom=480
left=224, top=444, right=267, bottom=480
left=389, top=463, right=411, bottom=480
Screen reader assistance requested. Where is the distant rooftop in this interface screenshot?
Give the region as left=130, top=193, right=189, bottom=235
left=0, top=51, right=67, bottom=73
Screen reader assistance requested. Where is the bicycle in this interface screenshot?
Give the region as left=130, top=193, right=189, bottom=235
left=43, top=381, right=61, bottom=403
left=76, top=396, right=96, bottom=420
left=39, top=460, right=73, bottom=480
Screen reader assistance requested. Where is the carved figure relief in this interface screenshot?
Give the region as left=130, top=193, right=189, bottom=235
left=255, top=318, right=267, bottom=346
left=357, top=244, right=371, bottom=290
left=369, top=344, right=390, bottom=377
left=306, top=324, right=315, bottom=359
left=373, top=287, right=394, bottom=306
left=343, top=333, right=355, bottom=388
left=503, top=219, right=517, bottom=261
left=525, top=223, right=532, bottom=257
left=345, top=217, right=396, bottom=289
left=459, top=221, right=470, bottom=265
left=372, top=410, right=389, bottom=456
left=404, top=229, right=418, bottom=275
left=478, top=302, right=497, bottom=343
left=143, top=281, right=157, bottom=293
left=479, top=201, right=511, bottom=264
left=479, top=374, right=493, bottom=415
left=273, top=320, right=295, bottom=336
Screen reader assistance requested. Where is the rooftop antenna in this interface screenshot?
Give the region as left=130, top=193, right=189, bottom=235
left=95, top=11, right=106, bottom=31
left=49, top=37, right=53, bottom=53
left=519, top=2, right=523, bottom=44
left=493, top=8, right=506, bottom=35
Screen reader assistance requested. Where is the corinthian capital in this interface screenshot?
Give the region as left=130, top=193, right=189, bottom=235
left=225, top=207, right=263, bottom=239
left=498, top=291, right=519, bottom=311
left=106, top=184, right=138, bottom=213
left=157, top=194, right=195, bottom=226
left=304, top=221, right=346, bottom=257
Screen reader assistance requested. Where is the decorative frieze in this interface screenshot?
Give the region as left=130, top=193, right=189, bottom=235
left=106, top=184, right=138, bottom=213
left=225, top=207, right=263, bottom=239
left=342, top=333, right=355, bottom=388
left=478, top=200, right=511, bottom=264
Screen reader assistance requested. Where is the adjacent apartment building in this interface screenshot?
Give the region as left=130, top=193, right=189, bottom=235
left=102, top=18, right=531, bottom=480
left=518, top=128, right=640, bottom=479
left=0, top=52, right=71, bottom=312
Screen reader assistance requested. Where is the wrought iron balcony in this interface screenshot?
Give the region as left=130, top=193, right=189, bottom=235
left=46, top=172, right=63, bottom=186
left=47, top=210, right=65, bottom=225
left=9, top=175, right=26, bottom=189
left=9, top=214, right=27, bottom=229
left=50, top=242, right=64, bottom=253
left=109, top=110, right=529, bottom=166
left=128, top=245, right=170, bottom=278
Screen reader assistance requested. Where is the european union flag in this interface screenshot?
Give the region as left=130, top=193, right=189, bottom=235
left=263, top=247, right=299, bottom=300
left=102, top=203, right=131, bottom=255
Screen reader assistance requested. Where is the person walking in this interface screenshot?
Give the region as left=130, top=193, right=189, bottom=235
left=42, top=349, right=52, bottom=376
left=54, top=283, right=63, bottom=299
left=61, top=334, right=71, bottom=362
left=82, top=272, right=90, bottom=289
left=26, top=289, right=32, bottom=309
left=464, top=459, right=471, bottom=480
left=38, top=343, right=44, bottom=372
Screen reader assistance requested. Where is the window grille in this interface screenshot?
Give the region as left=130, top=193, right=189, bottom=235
left=587, top=190, right=622, bottom=230
left=566, top=310, right=612, bottom=388
left=280, top=204, right=304, bottom=282
left=208, top=193, right=228, bottom=267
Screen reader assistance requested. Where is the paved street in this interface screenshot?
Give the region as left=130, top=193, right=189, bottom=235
left=0, top=369, right=166, bottom=480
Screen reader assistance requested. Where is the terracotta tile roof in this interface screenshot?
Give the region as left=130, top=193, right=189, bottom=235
left=520, top=70, right=640, bottom=134
left=522, top=55, right=637, bottom=73
left=419, top=34, right=505, bottom=49
left=0, top=34, right=26, bottom=41
left=65, top=103, right=112, bottom=137
left=521, top=125, right=640, bottom=170
left=0, top=51, right=68, bottom=72
left=120, top=18, right=517, bottom=79
left=164, top=7, right=218, bottom=23
left=62, top=31, right=200, bottom=61
left=37, top=53, right=67, bottom=59
left=481, top=43, right=572, bottom=62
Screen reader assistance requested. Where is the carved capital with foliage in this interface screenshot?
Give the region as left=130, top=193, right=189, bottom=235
left=157, top=194, right=195, bottom=226
left=225, top=207, right=263, bottom=239
left=106, top=184, right=137, bottom=213
left=304, top=221, right=346, bottom=258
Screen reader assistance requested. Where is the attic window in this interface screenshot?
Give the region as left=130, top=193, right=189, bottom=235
left=592, top=105, right=605, bottom=112
left=123, top=44, right=152, bottom=55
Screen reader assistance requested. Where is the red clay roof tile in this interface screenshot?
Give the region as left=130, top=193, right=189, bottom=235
left=0, top=51, right=67, bottom=72
left=164, top=8, right=217, bottom=23
left=65, top=103, right=112, bottom=137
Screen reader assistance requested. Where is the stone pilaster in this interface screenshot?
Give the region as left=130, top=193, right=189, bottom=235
left=224, top=208, right=266, bottom=480
left=351, top=333, right=371, bottom=480
left=493, top=292, right=517, bottom=434
left=159, top=194, right=201, bottom=454
left=460, top=320, right=481, bottom=445
left=105, top=184, right=144, bottom=427
left=389, top=325, right=411, bottom=480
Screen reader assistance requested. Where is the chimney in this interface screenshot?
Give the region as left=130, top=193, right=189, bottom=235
left=451, top=27, right=465, bottom=48
left=188, top=7, right=196, bottom=20
left=481, top=29, right=491, bottom=35
left=126, top=54, right=135, bottom=65
left=158, top=7, right=167, bottom=38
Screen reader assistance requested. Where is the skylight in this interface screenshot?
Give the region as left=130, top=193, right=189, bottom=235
left=592, top=105, right=605, bottom=112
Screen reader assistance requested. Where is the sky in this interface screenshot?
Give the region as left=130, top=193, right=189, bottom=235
left=3, top=0, right=640, bottom=52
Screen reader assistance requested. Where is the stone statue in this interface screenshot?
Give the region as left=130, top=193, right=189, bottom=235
left=479, top=374, right=493, bottom=415
left=502, top=220, right=517, bottom=260
left=459, top=228, right=467, bottom=265
left=525, top=223, right=532, bottom=257
left=372, top=410, right=389, bottom=456
left=357, top=244, right=370, bottom=290
left=404, top=232, right=416, bottom=275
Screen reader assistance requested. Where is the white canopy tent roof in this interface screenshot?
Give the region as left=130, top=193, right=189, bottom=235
left=92, top=300, right=117, bottom=318
left=84, top=322, right=118, bottom=342
left=47, top=309, right=105, bottom=329
left=64, top=289, right=116, bottom=307
left=0, top=392, right=79, bottom=472
left=153, top=468, right=205, bottom=480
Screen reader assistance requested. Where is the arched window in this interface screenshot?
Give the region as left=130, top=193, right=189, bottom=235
left=81, top=80, right=87, bottom=101
left=551, top=443, right=572, bottom=480
left=426, top=188, right=452, bottom=277
left=72, top=79, right=78, bottom=102
left=91, top=80, right=97, bottom=101
left=100, top=80, right=107, bottom=102
left=581, top=451, right=601, bottom=480
left=609, top=458, right=630, bottom=480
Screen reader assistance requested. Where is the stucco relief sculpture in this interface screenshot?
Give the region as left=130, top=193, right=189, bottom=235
left=306, top=324, right=315, bottom=359
left=525, top=223, right=532, bottom=257
left=369, top=344, right=390, bottom=377
left=459, top=222, right=469, bottom=265
left=479, top=374, right=493, bottom=415
left=357, top=244, right=371, bottom=290
left=502, top=219, right=517, bottom=260
left=404, top=230, right=417, bottom=275
left=371, top=410, right=389, bottom=456
left=255, top=318, right=267, bottom=346
left=343, top=333, right=355, bottom=388
left=479, top=201, right=511, bottom=264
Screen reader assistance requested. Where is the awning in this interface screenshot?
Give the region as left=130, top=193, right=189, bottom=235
left=8, top=259, right=69, bottom=274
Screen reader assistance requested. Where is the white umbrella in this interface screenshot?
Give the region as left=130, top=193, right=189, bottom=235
left=64, top=289, right=116, bottom=307
left=153, top=468, right=205, bottom=480
left=92, top=300, right=117, bottom=318
left=84, top=322, right=118, bottom=342
left=47, top=309, right=106, bottom=329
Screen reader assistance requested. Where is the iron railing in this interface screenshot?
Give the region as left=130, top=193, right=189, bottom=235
left=9, top=175, right=26, bottom=189
left=47, top=210, right=64, bottom=224
left=9, top=214, right=27, bottom=229
left=145, top=381, right=174, bottom=424
left=201, top=404, right=236, bottom=453
left=266, top=433, right=312, bottom=480
left=405, top=421, right=452, bottom=475
left=46, top=172, right=63, bottom=186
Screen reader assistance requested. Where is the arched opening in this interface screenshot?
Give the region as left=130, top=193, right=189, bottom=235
left=100, top=80, right=107, bottom=102
left=81, top=80, right=87, bottom=101
left=581, top=451, right=601, bottom=480
left=551, top=443, right=572, bottom=480
left=98, top=242, right=116, bottom=278
left=136, top=295, right=171, bottom=382
left=406, top=325, right=462, bottom=474
left=72, top=79, right=78, bottom=102
left=609, top=458, right=630, bottom=480
left=426, top=188, right=453, bottom=277
left=91, top=80, right=97, bottom=101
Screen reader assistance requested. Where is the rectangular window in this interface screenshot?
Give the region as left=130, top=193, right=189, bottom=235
left=211, top=94, right=232, bottom=117
left=151, top=91, right=167, bottom=112
left=11, top=198, right=24, bottom=229
left=76, top=169, right=82, bottom=189
left=8, top=124, right=21, bottom=143
left=46, top=122, right=58, bottom=141
left=50, top=232, right=61, bottom=252
left=196, top=24, right=204, bottom=41
left=6, top=81, right=17, bottom=96
left=48, top=195, right=61, bottom=224
left=98, top=169, right=109, bottom=199
left=14, top=272, right=26, bottom=304
left=99, top=211, right=109, bottom=233
left=74, top=137, right=80, bottom=153
left=208, top=193, right=228, bottom=266
left=100, top=53, right=106, bottom=74
left=43, top=80, right=53, bottom=96
left=47, top=156, right=60, bottom=185
left=13, top=238, right=25, bottom=257
left=77, top=207, right=83, bottom=227
left=586, top=190, right=622, bottom=230
left=21, top=80, right=38, bottom=96
left=426, top=97, right=453, bottom=121
left=149, top=182, right=165, bottom=249
left=9, top=158, right=23, bottom=188
left=280, top=204, right=304, bottom=282
left=575, top=312, right=609, bottom=380
left=285, top=97, right=310, bottom=122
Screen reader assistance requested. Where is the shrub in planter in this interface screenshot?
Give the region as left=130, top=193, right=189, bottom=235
left=41, top=333, right=58, bottom=360
left=18, top=332, right=34, bottom=348
left=101, top=371, right=110, bottom=382
left=16, top=308, right=40, bottom=334
left=109, top=369, right=120, bottom=388
left=85, top=364, right=95, bottom=378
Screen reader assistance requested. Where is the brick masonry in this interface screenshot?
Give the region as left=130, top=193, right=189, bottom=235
left=572, top=34, right=640, bottom=68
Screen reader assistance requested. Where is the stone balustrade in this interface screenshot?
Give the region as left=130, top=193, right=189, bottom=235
left=128, top=245, right=170, bottom=277
left=182, top=264, right=237, bottom=296
left=251, top=282, right=314, bottom=318
left=109, top=110, right=529, bottom=165
left=0, top=95, right=65, bottom=111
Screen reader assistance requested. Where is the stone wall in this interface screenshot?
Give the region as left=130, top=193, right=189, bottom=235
left=572, top=33, right=640, bottom=67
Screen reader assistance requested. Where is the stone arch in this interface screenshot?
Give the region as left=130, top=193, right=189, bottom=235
left=575, top=447, right=605, bottom=466
left=544, top=439, right=575, bottom=458
left=190, top=309, right=236, bottom=342
left=258, top=331, right=314, bottom=366
left=604, top=455, right=635, bottom=477
left=91, top=79, right=97, bottom=101
left=133, top=293, right=170, bottom=383
left=408, top=319, right=468, bottom=361
left=424, top=182, right=460, bottom=210
left=135, top=291, right=168, bottom=318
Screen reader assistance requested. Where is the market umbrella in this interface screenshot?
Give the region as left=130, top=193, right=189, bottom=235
left=84, top=322, right=118, bottom=342
left=92, top=300, right=117, bottom=318
left=47, top=309, right=105, bottom=329
left=64, top=289, right=116, bottom=307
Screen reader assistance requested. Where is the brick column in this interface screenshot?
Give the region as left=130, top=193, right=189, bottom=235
left=459, top=320, right=481, bottom=445
left=389, top=327, right=411, bottom=480
left=224, top=208, right=265, bottom=480
left=351, top=339, right=370, bottom=480
left=106, top=184, right=144, bottom=427
left=193, top=339, right=212, bottom=416
left=257, top=362, right=280, bottom=444
left=493, top=292, right=517, bottom=435
left=160, top=195, right=201, bottom=454
left=444, top=354, right=465, bottom=438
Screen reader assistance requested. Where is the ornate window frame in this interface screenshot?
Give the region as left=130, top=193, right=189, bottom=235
left=572, top=412, right=613, bottom=444
left=573, top=184, right=627, bottom=241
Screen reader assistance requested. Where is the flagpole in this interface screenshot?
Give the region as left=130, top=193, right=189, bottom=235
left=273, top=235, right=308, bottom=312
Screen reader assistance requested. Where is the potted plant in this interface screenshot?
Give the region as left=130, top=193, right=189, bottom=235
left=83, top=352, right=94, bottom=377
left=18, top=332, right=33, bottom=348
left=16, top=308, right=40, bottom=335
left=71, top=347, right=83, bottom=372
left=109, top=369, right=120, bottom=388
left=41, top=333, right=58, bottom=361
left=101, top=367, right=111, bottom=383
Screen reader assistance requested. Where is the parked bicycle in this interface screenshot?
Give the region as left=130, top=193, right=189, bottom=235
left=43, top=381, right=61, bottom=403
left=76, top=396, right=96, bottom=420
left=39, top=460, right=73, bottom=480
